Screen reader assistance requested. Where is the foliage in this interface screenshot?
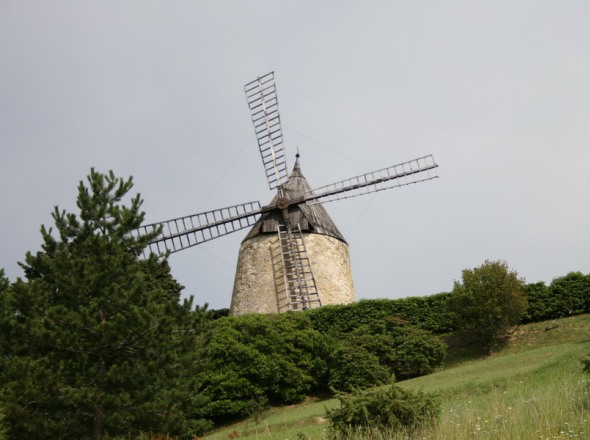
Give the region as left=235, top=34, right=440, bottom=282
left=0, top=169, right=211, bottom=440
left=199, top=311, right=445, bottom=416
left=327, top=317, right=445, bottom=393
left=306, top=293, right=454, bottom=336
left=447, top=260, right=527, bottom=353
left=0, top=265, right=5, bottom=440
left=523, top=273, right=590, bottom=324
left=354, top=319, right=445, bottom=379
left=522, top=281, right=553, bottom=322
left=199, top=312, right=330, bottom=421
left=326, top=385, right=440, bottom=438
left=0, top=269, right=8, bottom=295
left=327, top=343, right=391, bottom=393
left=524, top=273, right=590, bottom=323
left=548, top=272, right=590, bottom=317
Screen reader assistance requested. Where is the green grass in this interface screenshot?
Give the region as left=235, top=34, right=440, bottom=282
left=203, top=314, right=590, bottom=440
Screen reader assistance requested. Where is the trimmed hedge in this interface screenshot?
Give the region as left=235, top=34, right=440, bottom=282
left=304, top=270, right=590, bottom=334
left=306, top=293, right=454, bottom=336
left=523, top=272, right=590, bottom=323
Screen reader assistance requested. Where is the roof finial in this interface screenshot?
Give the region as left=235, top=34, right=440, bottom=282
left=292, top=147, right=302, bottom=175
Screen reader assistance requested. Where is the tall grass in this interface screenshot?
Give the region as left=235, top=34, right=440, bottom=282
left=409, top=362, right=589, bottom=439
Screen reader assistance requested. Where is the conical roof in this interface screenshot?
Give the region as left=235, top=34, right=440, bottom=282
left=243, top=155, right=347, bottom=243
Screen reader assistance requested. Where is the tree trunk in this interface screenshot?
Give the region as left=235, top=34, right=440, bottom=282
left=93, top=401, right=104, bottom=440
left=94, top=323, right=106, bottom=440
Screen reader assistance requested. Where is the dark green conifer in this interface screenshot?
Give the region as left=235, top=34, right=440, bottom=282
left=0, top=169, right=211, bottom=439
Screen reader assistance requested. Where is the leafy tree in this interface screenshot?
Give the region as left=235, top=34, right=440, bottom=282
left=447, top=260, right=527, bottom=354
left=0, top=170, right=211, bottom=440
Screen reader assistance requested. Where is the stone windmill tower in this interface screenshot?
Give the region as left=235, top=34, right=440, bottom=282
left=136, top=72, right=439, bottom=315
left=231, top=153, right=354, bottom=314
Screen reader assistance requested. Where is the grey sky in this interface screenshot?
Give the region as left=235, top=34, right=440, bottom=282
left=2, top=1, right=590, bottom=310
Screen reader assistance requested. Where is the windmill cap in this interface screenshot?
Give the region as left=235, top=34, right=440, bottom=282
left=242, top=157, right=346, bottom=243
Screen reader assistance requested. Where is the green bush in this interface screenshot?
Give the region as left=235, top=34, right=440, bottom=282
left=199, top=312, right=330, bottom=420
left=384, top=326, right=447, bottom=380
left=347, top=318, right=446, bottom=381
left=326, top=317, right=446, bottom=393
left=327, top=343, right=392, bottom=393
left=326, top=385, right=440, bottom=438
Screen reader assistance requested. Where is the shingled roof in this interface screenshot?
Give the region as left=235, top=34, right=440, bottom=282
left=243, top=155, right=347, bottom=243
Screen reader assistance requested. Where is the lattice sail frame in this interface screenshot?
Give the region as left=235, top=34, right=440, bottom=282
left=135, top=201, right=261, bottom=255
left=244, top=71, right=288, bottom=191
left=138, top=156, right=438, bottom=256
left=304, top=155, right=439, bottom=205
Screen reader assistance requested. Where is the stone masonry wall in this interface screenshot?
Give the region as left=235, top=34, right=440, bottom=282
left=230, top=233, right=354, bottom=315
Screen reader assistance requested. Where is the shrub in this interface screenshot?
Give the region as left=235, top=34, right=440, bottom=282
left=327, top=343, right=392, bottom=393
left=347, top=318, right=447, bottom=381
left=326, top=317, right=445, bottom=393
left=384, top=326, right=447, bottom=380
left=199, top=312, right=329, bottom=420
left=326, top=385, right=440, bottom=438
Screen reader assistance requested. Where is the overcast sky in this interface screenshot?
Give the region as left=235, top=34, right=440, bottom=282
left=2, top=1, right=590, bottom=310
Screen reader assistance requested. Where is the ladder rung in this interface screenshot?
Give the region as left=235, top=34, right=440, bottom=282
left=276, top=222, right=322, bottom=311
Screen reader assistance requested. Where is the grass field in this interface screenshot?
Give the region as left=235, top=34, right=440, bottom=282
left=203, top=314, right=590, bottom=440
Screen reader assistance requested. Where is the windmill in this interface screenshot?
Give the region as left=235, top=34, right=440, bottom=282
left=136, top=72, right=439, bottom=314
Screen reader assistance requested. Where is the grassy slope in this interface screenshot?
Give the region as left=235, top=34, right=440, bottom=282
left=203, top=315, right=590, bottom=440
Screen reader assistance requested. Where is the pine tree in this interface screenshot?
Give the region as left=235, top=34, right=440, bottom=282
left=0, top=170, right=211, bottom=439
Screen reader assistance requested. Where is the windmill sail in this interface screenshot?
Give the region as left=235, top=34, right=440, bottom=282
left=139, top=155, right=438, bottom=256
left=304, top=155, right=439, bottom=205
left=137, top=201, right=262, bottom=255
left=244, top=72, right=289, bottom=190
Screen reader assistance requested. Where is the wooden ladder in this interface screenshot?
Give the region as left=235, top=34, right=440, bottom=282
left=277, top=224, right=321, bottom=311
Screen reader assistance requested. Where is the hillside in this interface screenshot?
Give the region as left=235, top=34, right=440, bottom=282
left=204, top=314, right=590, bottom=439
